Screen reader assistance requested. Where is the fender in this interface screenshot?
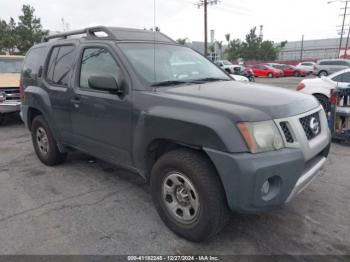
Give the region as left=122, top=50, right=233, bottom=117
left=24, top=86, right=64, bottom=149
left=132, top=105, right=248, bottom=176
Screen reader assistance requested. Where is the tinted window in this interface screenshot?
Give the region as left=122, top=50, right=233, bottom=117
left=46, top=45, right=75, bottom=86
left=23, top=47, right=46, bottom=79
left=302, top=63, right=312, bottom=66
left=0, top=59, right=23, bottom=74
left=79, top=48, right=121, bottom=89
left=332, top=72, right=350, bottom=82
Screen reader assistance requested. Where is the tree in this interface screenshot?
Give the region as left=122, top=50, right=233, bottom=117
left=224, top=33, right=230, bottom=45
left=225, top=27, right=287, bottom=61
left=176, top=38, right=188, bottom=45
left=15, top=5, right=48, bottom=54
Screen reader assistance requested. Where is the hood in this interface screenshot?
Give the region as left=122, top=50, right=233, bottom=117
left=0, top=73, right=20, bottom=88
left=162, top=81, right=320, bottom=119
left=230, top=74, right=249, bottom=82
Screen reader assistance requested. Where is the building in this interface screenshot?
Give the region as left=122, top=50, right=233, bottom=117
left=279, top=37, right=350, bottom=61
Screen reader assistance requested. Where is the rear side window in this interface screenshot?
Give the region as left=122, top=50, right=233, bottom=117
left=302, top=63, right=312, bottom=66
left=23, top=47, right=47, bottom=79
left=79, top=48, right=121, bottom=90
left=46, top=45, right=75, bottom=86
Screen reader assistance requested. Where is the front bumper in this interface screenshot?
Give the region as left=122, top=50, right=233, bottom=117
left=0, top=101, right=21, bottom=114
left=205, top=144, right=330, bottom=213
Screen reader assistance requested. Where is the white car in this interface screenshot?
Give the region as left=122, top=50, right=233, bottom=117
left=230, top=74, right=249, bottom=82
left=297, top=68, right=350, bottom=111
left=296, top=61, right=316, bottom=74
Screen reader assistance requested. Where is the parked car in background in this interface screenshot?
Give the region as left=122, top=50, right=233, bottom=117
left=0, top=55, right=24, bottom=124
left=215, top=60, right=236, bottom=74
left=297, top=68, right=350, bottom=112
left=229, top=74, right=249, bottom=82
left=249, top=64, right=283, bottom=78
left=296, top=61, right=316, bottom=74
left=313, top=59, right=350, bottom=77
left=267, top=63, right=308, bottom=77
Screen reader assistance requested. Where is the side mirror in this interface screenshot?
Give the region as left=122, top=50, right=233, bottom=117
left=88, top=75, right=123, bottom=94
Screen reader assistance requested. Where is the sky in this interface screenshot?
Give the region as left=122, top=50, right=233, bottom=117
left=0, top=0, right=346, bottom=43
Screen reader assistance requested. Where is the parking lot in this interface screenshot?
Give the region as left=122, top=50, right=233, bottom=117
left=0, top=77, right=349, bottom=256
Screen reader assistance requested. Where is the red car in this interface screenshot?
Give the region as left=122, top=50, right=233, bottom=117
left=248, top=64, right=283, bottom=78
left=268, top=63, right=308, bottom=77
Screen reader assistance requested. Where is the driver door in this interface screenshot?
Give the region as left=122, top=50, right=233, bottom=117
left=70, top=45, right=133, bottom=166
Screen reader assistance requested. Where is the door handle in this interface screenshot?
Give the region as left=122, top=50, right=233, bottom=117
left=71, top=97, right=81, bottom=108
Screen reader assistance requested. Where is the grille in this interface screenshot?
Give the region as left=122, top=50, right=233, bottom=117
left=1, top=87, right=20, bottom=101
left=280, top=122, right=294, bottom=143
left=299, top=112, right=321, bottom=140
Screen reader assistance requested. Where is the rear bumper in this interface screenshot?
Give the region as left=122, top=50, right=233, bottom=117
left=205, top=143, right=330, bottom=213
left=0, top=101, right=21, bottom=114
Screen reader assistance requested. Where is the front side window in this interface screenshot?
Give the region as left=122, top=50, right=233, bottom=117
left=0, top=58, right=23, bottom=74
left=46, top=45, right=75, bottom=86
left=118, top=43, right=230, bottom=84
left=79, top=48, right=121, bottom=89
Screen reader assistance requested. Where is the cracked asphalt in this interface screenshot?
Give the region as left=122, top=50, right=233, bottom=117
left=0, top=78, right=350, bottom=255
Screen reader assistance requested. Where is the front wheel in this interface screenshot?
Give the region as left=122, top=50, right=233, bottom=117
left=267, top=72, right=273, bottom=78
left=151, top=149, right=229, bottom=242
left=31, top=115, right=67, bottom=166
left=318, top=71, right=328, bottom=77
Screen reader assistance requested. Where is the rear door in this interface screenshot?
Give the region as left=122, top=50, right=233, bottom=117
left=69, top=43, right=133, bottom=166
left=43, top=44, right=77, bottom=142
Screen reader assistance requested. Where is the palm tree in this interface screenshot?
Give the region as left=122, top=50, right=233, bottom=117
left=225, top=34, right=231, bottom=45
left=216, top=41, right=223, bottom=59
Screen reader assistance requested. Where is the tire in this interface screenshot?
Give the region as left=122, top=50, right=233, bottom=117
left=294, top=72, right=300, bottom=77
left=150, top=149, right=230, bottom=242
left=31, top=115, right=67, bottom=166
left=318, top=71, right=328, bottom=77
left=314, top=94, right=330, bottom=113
left=267, top=72, right=273, bottom=78
left=0, top=113, right=4, bottom=125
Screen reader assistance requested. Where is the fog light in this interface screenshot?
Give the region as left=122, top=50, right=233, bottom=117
left=261, top=181, right=270, bottom=195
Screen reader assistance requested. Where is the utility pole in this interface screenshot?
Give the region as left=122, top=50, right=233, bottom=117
left=300, top=34, right=304, bottom=61
left=345, top=25, right=350, bottom=57
left=196, top=0, right=219, bottom=56
left=339, top=0, right=349, bottom=57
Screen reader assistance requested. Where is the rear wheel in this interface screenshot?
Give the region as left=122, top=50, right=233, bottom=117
left=151, top=149, right=230, bottom=242
left=318, top=71, right=328, bottom=77
left=267, top=72, right=273, bottom=78
left=31, top=115, right=67, bottom=166
left=294, top=71, right=300, bottom=77
left=314, top=94, right=330, bottom=112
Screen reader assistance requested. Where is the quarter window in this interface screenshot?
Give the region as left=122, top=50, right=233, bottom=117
left=79, top=48, right=121, bottom=89
left=46, top=45, right=75, bottom=86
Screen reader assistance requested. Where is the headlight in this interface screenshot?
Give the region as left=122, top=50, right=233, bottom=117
left=237, top=121, right=284, bottom=153
left=0, top=92, right=6, bottom=102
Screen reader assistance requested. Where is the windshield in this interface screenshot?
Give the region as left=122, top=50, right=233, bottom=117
left=118, top=43, right=230, bottom=85
left=0, top=59, right=23, bottom=74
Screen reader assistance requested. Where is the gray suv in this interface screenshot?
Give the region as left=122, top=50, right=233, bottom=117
left=314, top=59, right=350, bottom=77
left=20, top=26, right=331, bottom=241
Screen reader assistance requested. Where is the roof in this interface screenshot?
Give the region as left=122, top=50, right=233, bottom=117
left=0, top=55, right=25, bottom=59
left=42, top=26, right=176, bottom=44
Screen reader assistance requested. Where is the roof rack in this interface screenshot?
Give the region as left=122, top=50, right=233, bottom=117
left=41, top=26, right=175, bottom=43
left=42, top=26, right=118, bottom=42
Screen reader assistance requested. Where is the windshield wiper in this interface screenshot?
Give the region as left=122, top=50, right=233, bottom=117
left=192, top=77, right=231, bottom=83
left=151, top=80, right=190, bottom=87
